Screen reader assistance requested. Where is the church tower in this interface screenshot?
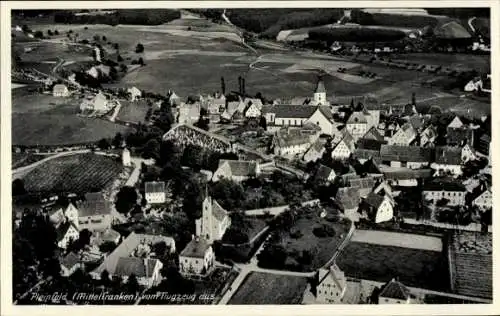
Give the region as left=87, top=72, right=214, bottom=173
left=196, top=195, right=214, bottom=243
left=313, top=77, right=327, bottom=105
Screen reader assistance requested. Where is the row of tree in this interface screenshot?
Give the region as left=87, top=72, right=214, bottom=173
left=54, top=9, right=181, bottom=26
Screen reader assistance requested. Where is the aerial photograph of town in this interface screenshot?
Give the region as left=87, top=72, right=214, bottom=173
left=8, top=5, right=492, bottom=306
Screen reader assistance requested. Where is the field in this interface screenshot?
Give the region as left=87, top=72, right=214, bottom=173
left=351, top=230, right=443, bottom=251
left=12, top=153, right=49, bottom=169
left=12, top=93, right=132, bottom=146
left=450, top=232, right=492, bottom=299
left=389, top=53, right=490, bottom=73
left=116, top=99, right=150, bottom=123
left=228, top=272, right=309, bottom=304
left=337, top=241, right=449, bottom=291
left=22, top=153, right=124, bottom=194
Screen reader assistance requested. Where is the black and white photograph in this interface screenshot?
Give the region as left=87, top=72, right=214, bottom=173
left=3, top=2, right=496, bottom=310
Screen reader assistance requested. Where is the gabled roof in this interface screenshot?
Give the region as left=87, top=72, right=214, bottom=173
left=364, top=192, right=385, bottom=209
left=335, top=187, right=360, bottom=210
left=217, top=159, right=258, bottom=178
left=357, top=138, right=385, bottom=151
left=145, top=181, right=165, bottom=194
left=244, top=98, right=263, bottom=109
left=408, top=115, right=423, bottom=130
left=61, top=252, right=80, bottom=270
left=362, top=127, right=384, bottom=142
left=211, top=198, right=228, bottom=221
left=346, top=111, right=367, bottom=124
left=434, top=146, right=462, bottom=165
left=382, top=168, right=433, bottom=180
left=180, top=237, right=211, bottom=258
left=55, top=221, right=78, bottom=242
left=114, top=257, right=159, bottom=278
left=423, top=180, right=466, bottom=192
left=348, top=176, right=376, bottom=190
left=273, top=128, right=312, bottom=148
left=421, top=124, right=437, bottom=139
left=78, top=192, right=111, bottom=217
left=448, top=116, right=464, bottom=129
left=380, top=145, right=433, bottom=162
left=304, top=139, right=325, bottom=157
left=270, top=105, right=324, bottom=119
left=379, top=278, right=411, bottom=300
left=318, top=263, right=346, bottom=291
left=53, top=84, right=68, bottom=92
left=314, top=164, right=335, bottom=182
left=354, top=148, right=381, bottom=161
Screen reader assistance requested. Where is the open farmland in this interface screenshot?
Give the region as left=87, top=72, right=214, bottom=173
left=228, top=272, right=309, bottom=304
left=116, top=99, right=150, bottom=123
left=22, top=153, right=124, bottom=194
left=351, top=230, right=443, bottom=251
left=12, top=93, right=132, bottom=146
left=337, top=241, right=449, bottom=291
left=12, top=153, right=50, bottom=169
left=449, top=232, right=492, bottom=299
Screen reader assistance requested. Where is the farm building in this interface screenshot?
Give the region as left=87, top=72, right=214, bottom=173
left=378, top=278, right=412, bottom=304
left=195, top=195, right=231, bottom=244
left=422, top=180, right=466, bottom=206
left=359, top=192, right=394, bottom=223
left=91, top=232, right=175, bottom=288
left=127, top=86, right=142, bottom=101
left=145, top=181, right=166, bottom=204
left=179, top=236, right=215, bottom=277
left=316, top=263, right=347, bottom=304
left=212, top=160, right=260, bottom=182
left=431, top=147, right=463, bottom=176
left=53, top=84, right=70, bottom=97
left=77, top=192, right=112, bottom=232
left=380, top=145, right=433, bottom=169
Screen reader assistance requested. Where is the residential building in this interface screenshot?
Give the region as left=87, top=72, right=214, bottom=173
left=80, top=92, right=108, bottom=113
left=419, top=125, right=437, bottom=147
left=382, top=168, right=433, bottom=187
left=446, top=116, right=474, bottom=146
left=470, top=183, right=492, bottom=211
left=195, top=196, right=231, bottom=244
left=53, top=84, right=70, bottom=97
left=271, top=127, right=319, bottom=157
left=475, top=133, right=491, bottom=157
left=331, top=130, right=355, bottom=160
left=178, top=102, right=201, bottom=125
left=346, top=111, right=368, bottom=141
left=312, top=164, right=336, bottom=184
left=221, top=101, right=242, bottom=121
left=244, top=101, right=262, bottom=118
left=378, top=278, right=412, bottom=304
left=360, top=192, right=394, bottom=223
left=316, top=263, right=347, bottom=304
left=91, top=232, right=175, bottom=286
left=168, top=90, right=181, bottom=107
left=431, top=147, right=463, bottom=176
left=145, top=181, right=166, bottom=204
left=127, top=86, right=142, bottom=101
left=303, top=139, right=326, bottom=163
left=380, top=145, right=433, bottom=169
left=346, top=176, right=376, bottom=198
left=263, top=105, right=334, bottom=135
left=335, top=187, right=360, bottom=222
left=362, top=126, right=385, bottom=142
left=212, top=160, right=260, bottom=182
left=179, top=236, right=215, bottom=276
left=56, top=221, right=79, bottom=249
left=366, top=110, right=381, bottom=130
left=422, top=181, right=466, bottom=205
left=122, top=148, right=131, bottom=167
left=461, top=144, right=477, bottom=163
left=60, top=252, right=82, bottom=277
left=77, top=192, right=112, bottom=232
left=388, top=123, right=416, bottom=146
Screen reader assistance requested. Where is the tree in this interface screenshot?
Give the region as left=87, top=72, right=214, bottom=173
left=114, top=43, right=119, bottom=50
left=54, top=29, right=59, bottom=35
left=117, top=54, right=123, bottom=62
left=100, top=270, right=111, bottom=287
left=135, top=43, right=144, bottom=53
left=102, top=35, right=107, bottom=41
left=47, top=29, right=53, bottom=36
left=126, top=274, right=140, bottom=293
left=259, top=116, right=267, bottom=129
left=97, top=138, right=111, bottom=150
left=78, top=229, right=92, bottom=247
left=120, top=64, right=128, bottom=72
left=142, top=138, right=160, bottom=160
left=12, top=179, right=26, bottom=196
left=138, top=57, right=145, bottom=66
left=112, top=132, right=123, bottom=148
left=99, top=241, right=117, bottom=253
left=34, top=31, right=44, bottom=39
left=115, top=186, right=138, bottom=215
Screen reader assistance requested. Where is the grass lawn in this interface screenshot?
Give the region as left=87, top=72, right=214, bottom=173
left=228, top=272, right=309, bottom=304
left=336, top=241, right=449, bottom=292
left=12, top=93, right=132, bottom=146
left=117, top=99, right=150, bottom=123
left=22, top=153, right=124, bottom=194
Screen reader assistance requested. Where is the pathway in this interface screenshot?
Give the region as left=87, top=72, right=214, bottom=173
left=12, top=149, right=91, bottom=179
left=468, top=17, right=477, bottom=34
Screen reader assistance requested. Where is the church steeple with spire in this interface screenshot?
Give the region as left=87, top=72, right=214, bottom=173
left=313, top=76, right=330, bottom=106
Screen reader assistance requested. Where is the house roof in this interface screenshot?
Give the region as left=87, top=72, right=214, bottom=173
left=448, top=116, right=464, bottom=129
left=315, top=78, right=326, bottom=94
left=179, top=102, right=201, bottom=118
left=434, top=146, right=462, bottom=165
left=145, top=181, right=165, bottom=194
left=408, top=115, right=423, bottom=130
left=318, top=263, right=346, bottom=291
left=78, top=192, right=111, bottom=218
left=304, top=139, right=325, bottom=156
left=357, top=138, right=385, bottom=151
left=363, top=157, right=382, bottom=174
left=382, top=168, right=433, bottom=180
left=364, top=192, right=385, bottom=209
left=244, top=98, right=263, bottom=109
left=314, top=164, right=335, bottom=182
left=421, top=125, right=437, bottom=139
left=114, top=257, right=158, bottom=278
left=346, top=111, right=367, bottom=124
left=55, top=221, right=78, bottom=242
left=379, top=279, right=411, bottom=300
left=423, top=180, right=466, bottom=192
left=362, top=127, right=385, bottom=142
left=335, top=187, right=360, bottom=210
left=273, top=128, right=312, bottom=148
left=180, top=237, right=211, bottom=258
left=210, top=198, right=228, bottom=221
left=354, top=148, right=381, bottom=161
left=61, top=252, right=80, bottom=270
left=380, top=145, right=433, bottom=163
left=53, top=84, right=68, bottom=92
left=348, top=176, right=376, bottom=190
left=218, top=159, right=258, bottom=177
left=270, top=105, right=318, bottom=119
left=92, top=232, right=175, bottom=275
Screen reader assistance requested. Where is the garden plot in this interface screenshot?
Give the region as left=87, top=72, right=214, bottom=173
left=351, top=230, right=443, bottom=252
